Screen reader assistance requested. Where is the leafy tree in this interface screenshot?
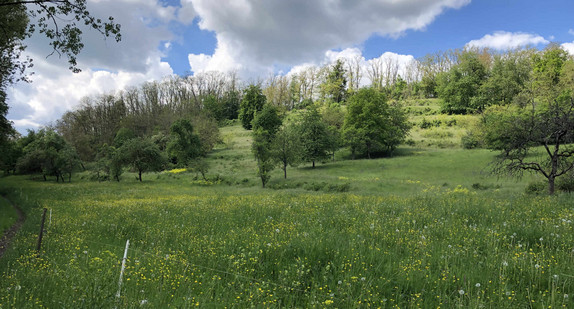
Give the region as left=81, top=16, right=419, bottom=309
left=119, top=137, right=165, bottom=182
left=0, top=2, right=29, bottom=144
left=320, top=59, right=347, bottom=103
left=299, top=106, right=331, bottom=168
left=92, top=143, right=122, bottom=181
left=252, top=104, right=282, bottom=187
left=272, top=123, right=302, bottom=179
left=483, top=97, right=574, bottom=195
left=343, top=88, right=410, bottom=158
left=222, top=90, right=241, bottom=120
left=483, top=47, right=574, bottom=195
left=167, top=119, right=201, bottom=167
left=0, top=136, right=22, bottom=174
left=437, top=50, right=488, bottom=114
left=0, top=0, right=121, bottom=145
left=239, top=85, right=266, bottom=130
left=113, top=127, right=136, bottom=148
left=16, top=128, right=80, bottom=182
left=475, top=50, right=533, bottom=108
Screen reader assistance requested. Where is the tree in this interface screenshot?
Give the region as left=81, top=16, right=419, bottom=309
left=484, top=97, right=574, bottom=195
left=119, top=137, right=165, bottom=182
left=483, top=48, right=574, bottom=195
left=320, top=59, right=347, bottom=103
left=299, top=106, right=331, bottom=168
left=0, top=2, right=29, bottom=144
left=239, top=84, right=266, bottom=130
left=343, top=88, right=410, bottom=158
left=16, top=128, right=80, bottom=182
left=272, top=123, right=302, bottom=179
left=1, top=1, right=121, bottom=145
left=475, top=49, right=533, bottom=108
left=167, top=119, right=201, bottom=167
left=252, top=104, right=282, bottom=187
left=437, top=50, right=488, bottom=114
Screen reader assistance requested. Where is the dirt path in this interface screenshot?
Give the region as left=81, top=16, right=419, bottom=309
left=0, top=196, right=25, bottom=259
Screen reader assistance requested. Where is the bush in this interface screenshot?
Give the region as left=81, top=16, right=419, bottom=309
left=461, top=131, right=482, bottom=149
left=525, top=181, right=547, bottom=195
left=557, top=176, right=574, bottom=193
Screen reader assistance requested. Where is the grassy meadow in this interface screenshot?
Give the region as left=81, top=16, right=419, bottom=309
left=1, top=99, right=574, bottom=308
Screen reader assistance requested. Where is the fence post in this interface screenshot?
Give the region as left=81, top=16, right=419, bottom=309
left=36, top=208, right=47, bottom=253
left=116, top=239, right=130, bottom=301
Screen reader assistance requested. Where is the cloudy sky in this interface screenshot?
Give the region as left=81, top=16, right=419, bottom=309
left=7, top=0, right=574, bottom=133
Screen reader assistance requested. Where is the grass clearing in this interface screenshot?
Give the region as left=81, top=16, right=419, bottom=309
left=0, top=197, right=18, bottom=235
left=0, top=178, right=573, bottom=307
left=0, top=98, right=570, bottom=307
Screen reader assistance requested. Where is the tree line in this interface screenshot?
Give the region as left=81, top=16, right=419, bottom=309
left=3, top=41, right=574, bottom=194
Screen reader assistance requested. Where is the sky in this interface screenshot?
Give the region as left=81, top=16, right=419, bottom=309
left=7, top=0, right=574, bottom=133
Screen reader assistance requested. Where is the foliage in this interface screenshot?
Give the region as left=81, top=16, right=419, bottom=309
left=0, top=2, right=29, bottom=144
left=343, top=88, right=410, bottom=158
left=475, top=50, right=533, bottom=108
left=166, top=119, right=202, bottom=167
left=16, top=128, right=80, bottom=181
left=298, top=106, right=331, bottom=167
left=272, top=123, right=303, bottom=179
left=118, top=137, right=166, bottom=182
left=239, top=85, right=267, bottom=130
left=437, top=50, right=488, bottom=114
left=483, top=96, right=574, bottom=194
left=252, top=104, right=282, bottom=187
left=320, top=59, right=347, bottom=103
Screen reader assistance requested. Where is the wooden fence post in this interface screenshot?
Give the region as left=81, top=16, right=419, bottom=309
left=36, top=208, right=47, bottom=253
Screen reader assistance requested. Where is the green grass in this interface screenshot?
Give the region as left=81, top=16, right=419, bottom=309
left=0, top=99, right=570, bottom=307
left=0, top=178, right=573, bottom=307
left=0, top=197, right=18, bottom=234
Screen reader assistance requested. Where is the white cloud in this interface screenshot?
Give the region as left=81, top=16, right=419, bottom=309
left=187, top=0, right=470, bottom=75
left=562, top=42, right=574, bottom=55
left=569, top=29, right=574, bottom=36
left=466, top=31, right=549, bottom=50
left=7, top=0, right=178, bottom=133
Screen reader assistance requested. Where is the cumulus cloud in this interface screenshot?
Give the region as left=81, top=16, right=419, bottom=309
left=187, top=0, right=470, bottom=75
left=562, top=42, right=574, bottom=55
left=7, top=0, right=177, bottom=132
left=466, top=31, right=549, bottom=50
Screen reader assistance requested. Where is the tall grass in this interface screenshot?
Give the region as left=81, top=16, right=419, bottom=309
left=0, top=178, right=573, bottom=307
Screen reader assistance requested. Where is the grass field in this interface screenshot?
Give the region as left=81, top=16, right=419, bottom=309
left=1, top=100, right=573, bottom=307
left=0, top=198, right=18, bottom=236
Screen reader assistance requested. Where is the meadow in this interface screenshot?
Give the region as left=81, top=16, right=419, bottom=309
left=1, top=99, right=573, bottom=308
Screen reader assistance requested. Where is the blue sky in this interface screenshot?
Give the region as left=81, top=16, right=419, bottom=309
left=7, top=0, right=574, bottom=133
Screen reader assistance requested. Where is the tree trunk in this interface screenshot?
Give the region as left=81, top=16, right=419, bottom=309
left=138, top=170, right=142, bottom=182
left=548, top=176, right=555, bottom=195
left=283, top=163, right=287, bottom=179
left=312, top=160, right=315, bottom=168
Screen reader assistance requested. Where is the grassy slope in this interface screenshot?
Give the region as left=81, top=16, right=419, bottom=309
left=0, top=197, right=18, bottom=234
left=1, top=99, right=570, bottom=308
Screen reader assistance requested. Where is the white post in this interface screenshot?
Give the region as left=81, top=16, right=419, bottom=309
left=116, top=239, right=130, bottom=300
left=49, top=209, right=52, bottom=227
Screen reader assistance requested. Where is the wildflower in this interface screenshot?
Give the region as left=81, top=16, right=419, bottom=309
left=14, top=285, right=21, bottom=291
left=275, top=229, right=280, bottom=233
left=535, top=264, right=540, bottom=269
left=324, top=300, right=334, bottom=305
left=564, top=294, right=569, bottom=299
left=475, top=283, right=481, bottom=288
left=502, top=261, right=508, bottom=267
left=337, top=281, right=342, bottom=285
left=361, top=277, right=366, bottom=281
left=458, top=289, right=465, bottom=296
left=140, top=299, right=148, bottom=305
